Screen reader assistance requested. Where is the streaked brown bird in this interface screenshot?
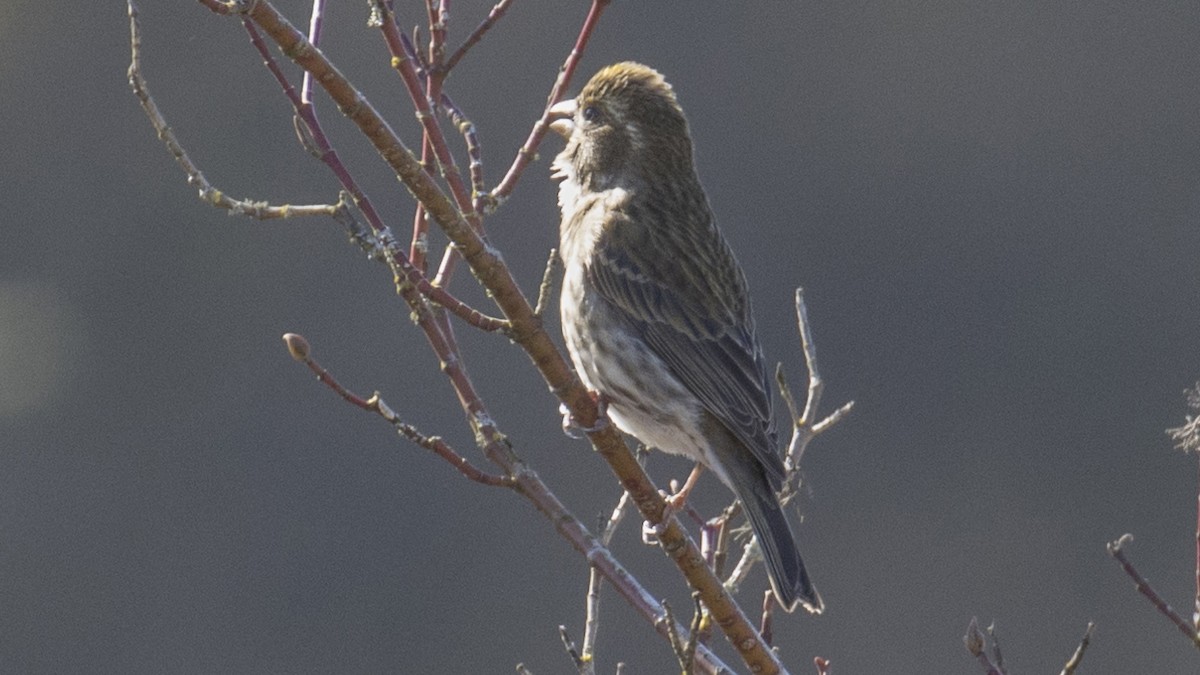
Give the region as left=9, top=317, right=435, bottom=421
left=549, top=62, right=822, bottom=614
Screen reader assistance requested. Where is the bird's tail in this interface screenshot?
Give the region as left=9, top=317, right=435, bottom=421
left=739, top=484, right=823, bottom=614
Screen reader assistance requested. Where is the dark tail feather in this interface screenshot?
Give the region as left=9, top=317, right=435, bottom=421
left=740, top=487, right=823, bottom=614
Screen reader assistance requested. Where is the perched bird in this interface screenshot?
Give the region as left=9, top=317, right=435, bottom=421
left=549, top=62, right=822, bottom=614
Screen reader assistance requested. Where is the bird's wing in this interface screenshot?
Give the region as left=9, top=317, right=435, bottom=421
left=589, top=213, right=784, bottom=485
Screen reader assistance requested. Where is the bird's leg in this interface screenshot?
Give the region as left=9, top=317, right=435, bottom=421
left=642, top=463, right=706, bottom=544
left=560, top=391, right=611, bottom=439
left=666, top=463, right=704, bottom=511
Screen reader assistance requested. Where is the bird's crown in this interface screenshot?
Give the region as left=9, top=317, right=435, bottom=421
left=579, top=62, right=681, bottom=116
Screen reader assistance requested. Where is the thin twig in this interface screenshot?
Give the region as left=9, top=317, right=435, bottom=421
left=760, top=591, right=775, bottom=647
left=580, top=490, right=634, bottom=668
left=127, top=2, right=341, bottom=220
left=443, top=0, right=515, bottom=73
left=1108, top=534, right=1200, bottom=648
left=428, top=0, right=447, bottom=71
left=196, top=0, right=237, bottom=14
left=373, top=0, right=479, bottom=228
left=681, top=592, right=704, bottom=675
left=985, top=622, right=1006, bottom=673
left=559, top=626, right=585, bottom=671
left=281, top=333, right=513, bottom=487
left=534, top=249, right=560, bottom=318
left=963, top=617, right=1005, bottom=675
left=374, top=0, right=484, bottom=289
left=440, top=93, right=487, bottom=211
left=488, top=0, right=611, bottom=210
left=722, top=537, right=759, bottom=599
left=300, top=0, right=326, bottom=104
left=579, top=567, right=602, bottom=675
left=1059, top=622, right=1094, bottom=675
left=781, top=288, right=854, bottom=478
left=241, top=16, right=508, bottom=334
left=661, top=600, right=688, bottom=673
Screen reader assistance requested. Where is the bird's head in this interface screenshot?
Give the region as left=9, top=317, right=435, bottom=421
left=549, top=62, right=695, bottom=191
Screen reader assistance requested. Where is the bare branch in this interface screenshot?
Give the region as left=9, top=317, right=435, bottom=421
left=682, top=592, right=704, bottom=674
left=1060, top=622, right=1094, bottom=675
left=281, top=333, right=513, bottom=487
left=1107, top=534, right=1200, bottom=649
left=488, top=0, right=612, bottom=210
left=240, top=14, right=507, bottom=335
left=780, top=287, right=854, bottom=477
left=127, top=2, right=341, bottom=220
left=440, top=93, right=488, bottom=212
left=373, top=1, right=481, bottom=230
left=1195, top=459, right=1200, bottom=633
left=580, top=566, right=602, bottom=674
left=197, top=0, right=239, bottom=15
left=534, top=249, right=561, bottom=318
left=299, top=0, right=325, bottom=104
left=963, top=617, right=1005, bottom=674
left=444, top=0, right=515, bottom=73
left=985, top=623, right=1006, bottom=673
left=558, top=626, right=585, bottom=672
left=760, top=590, right=775, bottom=647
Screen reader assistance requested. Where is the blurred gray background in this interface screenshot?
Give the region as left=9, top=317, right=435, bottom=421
left=3, top=1, right=1200, bottom=672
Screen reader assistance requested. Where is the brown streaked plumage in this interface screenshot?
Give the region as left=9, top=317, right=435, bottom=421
left=550, top=62, right=822, bottom=613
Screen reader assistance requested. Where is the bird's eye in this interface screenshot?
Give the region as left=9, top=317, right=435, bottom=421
left=581, top=106, right=601, bottom=123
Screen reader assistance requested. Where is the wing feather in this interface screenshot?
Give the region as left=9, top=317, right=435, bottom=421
left=589, top=217, right=784, bottom=485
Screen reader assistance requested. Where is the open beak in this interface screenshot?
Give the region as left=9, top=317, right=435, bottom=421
left=547, top=99, right=577, bottom=138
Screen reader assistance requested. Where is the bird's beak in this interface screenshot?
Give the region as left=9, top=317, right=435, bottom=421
left=547, top=99, right=577, bottom=139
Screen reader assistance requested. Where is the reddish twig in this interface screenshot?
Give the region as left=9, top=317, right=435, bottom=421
left=374, top=0, right=484, bottom=288
left=240, top=17, right=506, bottom=334
left=282, top=333, right=511, bottom=487
left=1107, top=534, right=1200, bottom=649
left=443, top=0, right=514, bottom=74
left=374, top=2, right=479, bottom=227
left=487, top=0, right=611, bottom=210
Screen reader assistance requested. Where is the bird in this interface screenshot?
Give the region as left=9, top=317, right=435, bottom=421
left=548, top=62, right=822, bottom=614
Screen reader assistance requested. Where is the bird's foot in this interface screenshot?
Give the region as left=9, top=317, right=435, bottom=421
left=559, top=392, right=610, bottom=439
left=641, top=464, right=705, bottom=544
left=641, top=509, right=670, bottom=544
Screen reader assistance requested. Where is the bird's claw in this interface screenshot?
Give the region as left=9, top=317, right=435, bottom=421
left=641, top=493, right=677, bottom=544
left=641, top=517, right=667, bottom=544
left=559, top=395, right=610, bottom=439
